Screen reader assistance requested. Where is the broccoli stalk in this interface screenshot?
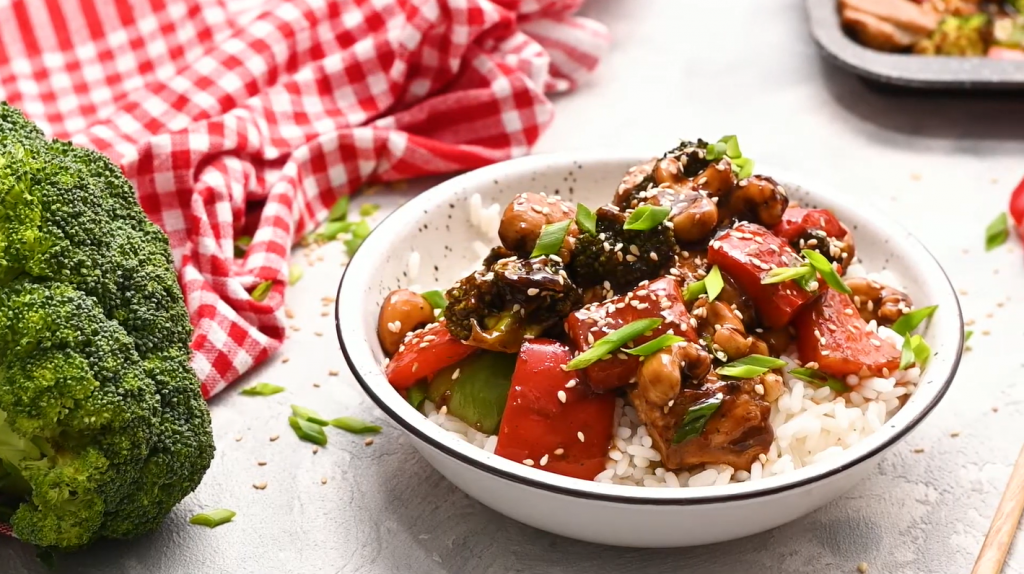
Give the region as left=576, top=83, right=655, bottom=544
left=445, top=255, right=583, bottom=352
left=0, top=103, right=214, bottom=550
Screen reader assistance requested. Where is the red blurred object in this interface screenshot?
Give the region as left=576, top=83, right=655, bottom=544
left=707, top=223, right=818, bottom=328
left=495, top=339, right=616, bottom=481
left=988, top=47, right=1024, bottom=60
left=565, top=277, right=698, bottom=392
left=771, top=207, right=848, bottom=245
left=1009, top=175, right=1024, bottom=235
left=793, top=289, right=901, bottom=378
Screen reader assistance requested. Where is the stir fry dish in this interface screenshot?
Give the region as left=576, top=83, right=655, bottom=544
left=377, top=137, right=938, bottom=486
left=840, top=0, right=1024, bottom=59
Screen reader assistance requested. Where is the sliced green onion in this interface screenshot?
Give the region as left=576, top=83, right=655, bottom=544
left=359, top=203, right=380, bottom=217
left=234, top=235, right=252, bottom=258
left=351, top=219, right=372, bottom=240
left=240, top=382, right=285, bottom=396
left=985, top=212, right=1009, bottom=252
left=575, top=203, right=597, bottom=236
left=789, top=367, right=850, bottom=394
left=672, top=394, right=723, bottom=444
left=421, top=290, right=447, bottom=314
left=251, top=280, right=274, bottom=302
left=910, top=334, right=932, bottom=369
left=625, top=334, right=686, bottom=357
left=716, top=354, right=787, bottom=378
left=330, top=417, right=382, bottom=434
left=565, top=318, right=663, bottom=370
left=761, top=265, right=815, bottom=285
left=720, top=135, right=742, bottom=159
left=965, top=330, right=974, bottom=343
left=407, top=383, right=427, bottom=410
left=891, top=305, right=938, bottom=336
left=705, top=141, right=727, bottom=161
left=899, top=336, right=915, bottom=370
left=190, top=509, right=236, bottom=529
left=623, top=205, right=671, bottom=231
left=705, top=265, right=724, bottom=302
left=289, top=416, right=328, bottom=446
left=801, top=250, right=851, bottom=294
left=530, top=219, right=572, bottom=258
left=291, top=405, right=330, bottom=426
left=732, top=157, right=754, bottom=181
left=684, top=279, right=706, bottom=302
left=327, top=196, right=350, bottom=222
left=318, top=220, right=353, bottom=241
left=289, top=264, right=303, bottom=285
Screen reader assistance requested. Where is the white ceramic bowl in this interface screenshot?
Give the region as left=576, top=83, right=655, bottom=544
left=336, top=153, right=963, bottom=548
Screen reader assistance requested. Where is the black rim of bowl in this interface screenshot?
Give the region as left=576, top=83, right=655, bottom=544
left=334, top=162, right=964, bottom=506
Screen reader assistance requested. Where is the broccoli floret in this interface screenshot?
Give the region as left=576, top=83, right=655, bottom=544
left=568, top=206, right=677, bottom=294
left=445, top=255, right=583, bottom=352
left=914, top=14, right=989, bottom=56
left=0, top=103, right=214, bottom=550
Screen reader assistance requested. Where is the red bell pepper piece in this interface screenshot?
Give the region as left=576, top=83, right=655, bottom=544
left=495, top=339, right=616, bottom=481
left=385, top=321, right=476, bottom=389
left=771, top=207, right=847, bottom=245
left=793, top=289, right=900, bottom=378
left=1009, top=175, right=1024, bottom=235
left=988, top=47, right=1024, bottom=60
left=564, top=276, right=698, bottom=392
left=707, top=223, right=818, bottom=328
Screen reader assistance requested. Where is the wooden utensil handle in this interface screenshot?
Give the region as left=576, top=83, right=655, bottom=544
left=972, top=443, right=1024, bottom=574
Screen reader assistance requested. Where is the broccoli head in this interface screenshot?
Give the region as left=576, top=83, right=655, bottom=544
left=445, top=253, right=583, bottom=352
left=914, top=14, right=989, bottom=56
left=568, top=206, right=677, bottom=295
left=0, top=103, right=214, bottom=550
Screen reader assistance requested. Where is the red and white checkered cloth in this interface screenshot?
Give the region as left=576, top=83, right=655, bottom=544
left=0, top=0, right=607, bottom=401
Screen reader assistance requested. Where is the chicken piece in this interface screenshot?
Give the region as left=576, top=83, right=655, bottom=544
left=630, top=344, right=773, bottom=471
left=846, top=277, right=913, bottom=326
left=691, top=298, right=768, bottom=361
left=840, top=0, right=942, bottom=51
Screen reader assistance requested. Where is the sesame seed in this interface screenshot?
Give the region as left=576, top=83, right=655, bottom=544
left=754, top=384, right=765, bottom=395
left=870, top=339, right=881, bottom=347
left=566, top=380, right=576, bottom=388
left=269, top=434, right=280, bottom=442
left=281, top=357, right=291, bottom=364
left=527, top=288, right=539, bottom=296
left=821, top=350, right=831, bottom=356
left=312, top=446, right=320, bottom=454
left=857, top=563, right=869, bottom=573
left=558, top=390, right=567, bottom=403
left=912, top=447, right=925, bottom=454
left=554, top=448, right=565, bottom=455
left=531, top=205, right=544, bottom=213
left=364, top=437, right=374, bottom=446
left=321, top=477, right=328, bottom=485
left=626, top=254, right=637, bottom=262
left=253, top=482, right=268, bottom=490
left=234, top=435, right=243, bottom=442
left=630, top=244, right=640, bottom=256
left=523, top=459, right=535, bottom=466
left=439, top=405, right=448, bottom=415
left=577, top=432, right=585, bottom=442
left=540, top=454, right=549, bottom=466
left=452, top=368, right=461, bottom=380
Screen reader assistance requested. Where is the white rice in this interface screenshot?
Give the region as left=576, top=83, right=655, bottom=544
left=412, top=204, right=922, bottom=488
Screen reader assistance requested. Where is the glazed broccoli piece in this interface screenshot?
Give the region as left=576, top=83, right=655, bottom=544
left=914, top=14, right=989, bottom=56
left=445, top=255, right=583, bottom=352
left=0, top=103, right=214, bottom=550
left=568, top=206, right=677, bottom=294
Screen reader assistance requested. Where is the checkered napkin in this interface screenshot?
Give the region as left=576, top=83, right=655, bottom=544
left=0, top=0, right=607, bottom=401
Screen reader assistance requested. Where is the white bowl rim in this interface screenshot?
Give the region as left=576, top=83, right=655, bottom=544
left=335, top=151, right=963, bottom=505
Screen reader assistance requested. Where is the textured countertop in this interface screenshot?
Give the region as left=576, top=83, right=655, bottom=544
left=6, top=1, right=1024, bottom=572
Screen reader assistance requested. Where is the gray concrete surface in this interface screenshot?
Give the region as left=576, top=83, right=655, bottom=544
left=6, top=0, right=1024, bottom=572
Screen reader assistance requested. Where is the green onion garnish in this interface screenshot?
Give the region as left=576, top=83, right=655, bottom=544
left=705, top=265, right=725, bottom=302
left=672, top=394, right=723, bottom=444
left=909, top=334, right=931, bottom=369
left=575, top=203, right=597, bottom=236
left=732, top=157, right=754, bottom=180
left=240, top=382, right=285, bottom=396
left=421, top=290, right=447, bottom=316
left=359, top=203, right=380, bottom=217
left=801, top=250, right=851, bottom=294
left=789, top=367, right=850, bottom=393
left=291, top=405, right=330, bottom=426
left=625, top=334, right=686, bottom=357
left=330, top=417, right=382, bottom=434
left=985, top=212, right=1009, bottom=251
left=565, top=318, right=663, bottom=370
left=189, top=509, right=236, bottom=529
left=761, top=265, right=815, bottom=285
left=899, top=336, right=916, bottom=370
left=705, top=136, right=753, bottom=179
left=721, top=135, right=742, bottom=159
left=623, top=205, right=671, bottom=231
left=684, top=279, right=706, bottom=302
left=318, top=220, right=353, bottom=241
left=716, top=354, right=787, bottom=378
left=965, top=330, right=974, bottom=343
left=289, top=416, right=328, bottom=446
left=530, top=219, right=572, bottom=258
left=891, top=305, right=938, bottom=336
left=327, top=196, right=350, bottom=222
left=289, top=264, right=303, bottom=285
left=251, top=280, right=274, bottom=302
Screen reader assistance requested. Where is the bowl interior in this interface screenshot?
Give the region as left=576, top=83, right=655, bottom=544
left=337, top=153, right=962, bottom=503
